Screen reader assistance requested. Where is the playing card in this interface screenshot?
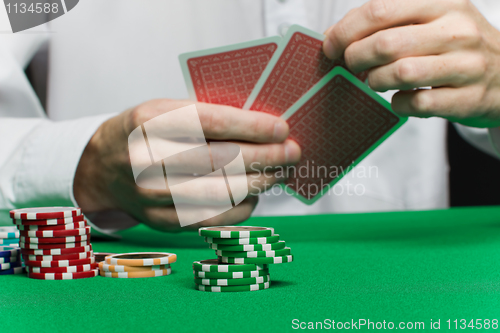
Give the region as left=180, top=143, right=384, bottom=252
left=243, top=24, right=367, bottom=115
left=280, top=67, right=407, bottom=204
left=179, top=36, right=281, bottom=108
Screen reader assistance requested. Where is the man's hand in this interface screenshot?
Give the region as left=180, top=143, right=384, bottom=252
left=323, top=0, right=500, bottom=128
left=73, top=99, right=301, bottom=232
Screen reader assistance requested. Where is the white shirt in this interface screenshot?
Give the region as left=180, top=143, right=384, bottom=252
left=1, top=0, right=499, bottom=230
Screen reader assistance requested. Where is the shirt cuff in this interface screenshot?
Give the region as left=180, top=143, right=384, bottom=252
left=7, top=114, right=119, bottom=236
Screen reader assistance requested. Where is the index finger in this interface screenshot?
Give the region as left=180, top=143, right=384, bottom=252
left=323, top=0, right=449, bottom=60
left=196, top=102, right=289, bottom=143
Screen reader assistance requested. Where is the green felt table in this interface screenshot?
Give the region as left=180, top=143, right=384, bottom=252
left=2, top=206, right=500, bottom=332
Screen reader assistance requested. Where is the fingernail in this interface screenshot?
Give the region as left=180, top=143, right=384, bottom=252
left=273, top=121, right=287, bottom=142
left=323, top=37, right=336, bottom=59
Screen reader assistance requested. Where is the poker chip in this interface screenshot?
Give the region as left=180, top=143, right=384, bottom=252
left=28, top=263, right=97, bottom=274
left=10, top=207, right=82, bottom=220
left=97, top=252, right=177, bottom=277
left=12, top=215, right=85, bottom=226
left=9, top=206, right=97, bottom=280
left=215, top=247, right=291, bottom=258
left=27, top=269, right=98, bottom=280
left=193, top=269, right=269, bottom=279
left=195, top=225, right=292, bottom=291
left=99, top=262, right=170, bottom=273
left=194, top=274, right=270, bottom=286
left=0, top=265, right=26, bottom=275
left=21, top=245, right=92, bottom=256
left=20, top=234, right=89, bottom=244
left=25, top=257, right=95, bottom=268
left=17, top=221, right=87, bottom=231
left=0, top=256, right=18, bottom=264
left=197, top=281, right=270, bottom=292
left=12, top=214, right=177, bottom=280
left=220, top=254, right=294, bottom=264
left=196, top=226, right=292, bottom=290
left=0, top=246, right=20, bottom=258
left=209, top=240, right=286, bottom=251
left=205, top=235, right=280, bottom=245
left=0, top=227, right=19, bottom=239
left=0, top=260, right=22, bottom=270
left=0, top=238, right=20, bottom=245
left=199, top=226, right=274, bottom=238
left=94, top=252, right=116, bottom=263
left=24, top=251, right=93, bottom=262
left=20, top=226, right=91, bottom=238
left=105, top=252, right=177, bottom=266
left=0, top=260, right=21, bottom=271
left=192, top=259, right=266, bottom=272
left=20, top=241, right=89, bottom=249
left=99, top=267, right=172, bottom=278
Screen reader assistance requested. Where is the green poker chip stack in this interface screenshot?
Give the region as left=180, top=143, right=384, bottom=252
left=193, top=226, right=293, bottom=292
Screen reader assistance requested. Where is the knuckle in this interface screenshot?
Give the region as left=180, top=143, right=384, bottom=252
left=204, top=109, right=228, bottom=136
left=248, top=148, right=261, bottom=170
left=468, top=53, right=488, bottom=79
left=264, top=144, right=284, bottom=166
left=251, top=115, right=269, bottom=141
left=263, top=148, right=273, bottom=167
left=464, top=24, right=482, bottom=43
left=367, top=71, right=386, bottom=92
left=335, top=7, right=357, bottom=46
left=374, top=32, right=400, bottom=60
left=130, top=105, right=146, bottom=127
left=452, top=21, right=482, bottom=45
left=367, top=0, right=391, bottom=23
left=131, top=99, right=166, bottom=126
left=333, top=21, right=350, bottom=48
left=411, top=92, right=433, bottom=113
left=396, top=60, right=419, bottom=86
left=343, top=7, right=357, bottom=21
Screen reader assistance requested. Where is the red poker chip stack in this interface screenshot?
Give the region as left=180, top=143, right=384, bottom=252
left=9, top=207, right=98, bottom=280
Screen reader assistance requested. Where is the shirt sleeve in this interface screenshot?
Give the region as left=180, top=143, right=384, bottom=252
left=0, top=116, right=114, bottom=221
left=0, top=28, right=119, bottom=237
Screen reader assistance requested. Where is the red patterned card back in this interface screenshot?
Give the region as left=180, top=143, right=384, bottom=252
left=249, top=32, right=367, bottom=117
left=285, top=75, right=399, bottom=201
left=187, top=43, right=278, bottom=108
